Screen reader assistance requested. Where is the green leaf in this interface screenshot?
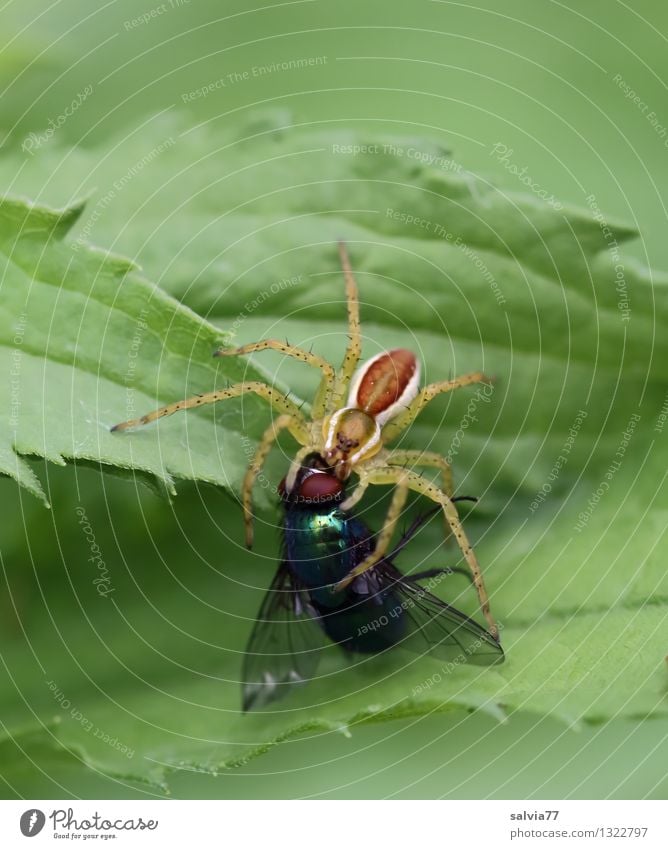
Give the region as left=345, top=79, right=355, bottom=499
left=1, top=116, right=667, bottom=791
left=0, top=193, right=291, bottom=506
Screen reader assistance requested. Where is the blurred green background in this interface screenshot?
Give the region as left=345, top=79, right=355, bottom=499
left=1, top=0, right=667, bottom=799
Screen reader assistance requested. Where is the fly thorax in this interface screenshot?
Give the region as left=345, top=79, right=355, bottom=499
left=323, top=407, right=381, bottom=478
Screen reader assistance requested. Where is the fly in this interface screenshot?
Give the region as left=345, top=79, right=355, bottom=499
left=242, top=453, right=503, bottom=711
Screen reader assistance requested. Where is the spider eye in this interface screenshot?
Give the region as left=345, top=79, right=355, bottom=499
left=297, top=471, right=343, bottom=503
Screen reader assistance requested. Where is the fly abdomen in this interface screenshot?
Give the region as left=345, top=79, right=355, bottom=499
left=318, top=591, right=408, bottom=653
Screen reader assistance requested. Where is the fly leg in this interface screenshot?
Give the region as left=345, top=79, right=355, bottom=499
left=409, top=567, right=472, bottom=583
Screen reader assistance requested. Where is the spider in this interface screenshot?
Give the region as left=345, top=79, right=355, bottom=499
left=112, top=243, right=499, bottom=640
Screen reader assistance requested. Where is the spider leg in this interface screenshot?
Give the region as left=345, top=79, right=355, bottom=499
left=385, top=448, right=453, bottom=539
left=330, top=241, right=362, bottom=411
left=284, top=443, right=320, bottom=494
left=215, top=339, right=335, bottom=420
left=242, top=414, right=295, bottom=549
left=385, top=449, right=453, bottom=495
left=335, top=465, right=499, bottom=641
left=111, top=381, right=309, bottom=442
left=381, top=373, right=492, bottom=443
left=339, top=475, right=370, bottom=512
left=340, top=450, right=454, bottom=536
left=334, top=472, right=409, bottom=589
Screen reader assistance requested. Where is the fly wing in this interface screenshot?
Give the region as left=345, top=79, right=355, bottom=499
left=372, top=563, right=504, bottom=665
left=242, top=562, right=328, bottom=711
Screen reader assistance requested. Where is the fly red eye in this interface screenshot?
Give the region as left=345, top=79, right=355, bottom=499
left=298, top=471, right=343, bottom=502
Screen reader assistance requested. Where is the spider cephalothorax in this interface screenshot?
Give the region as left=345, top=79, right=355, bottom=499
left=112, top=243, right=500, bottom=640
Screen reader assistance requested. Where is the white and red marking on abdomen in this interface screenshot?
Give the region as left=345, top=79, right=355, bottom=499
left=348, top=348, right=420, bottom=426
